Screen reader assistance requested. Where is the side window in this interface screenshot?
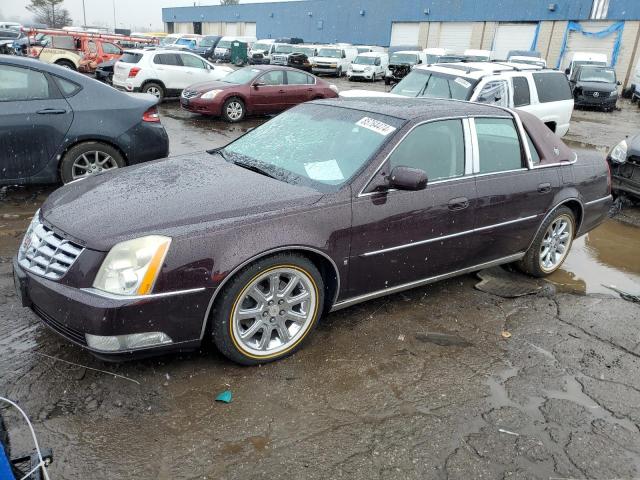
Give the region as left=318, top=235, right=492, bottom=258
left=388, top=120, right=465, bottom=182
left=154, top=53, right=181, bottom=66
left=0, top=65, right=51, bottom=101
left=477, top=80, right=509, bottom=107
left=259, top=70, right=284, bottom=85
left=54, top=76, right=81, bottom=97
left=525, top=132, right=541, bottom=166
left=87, top=40, right=98, bottom=54
left=102, top=42, right=121, bottom=54
left=533, top=72, right=573, bottom=103
left=475, top=118, right=523, bottom=174
left=287, top=70, right=311, bottom=85
left=180, top=54, right=206, bottom=69
left=512, top=76, right=531, bottom=107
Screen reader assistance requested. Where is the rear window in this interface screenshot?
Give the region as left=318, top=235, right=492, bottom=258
left=533, top=72, right=572, bottom=103
left=120, top=52, right=142, bottom=64
left=54, top=76, right=81, bottom=97
left=153, top=53, right=181, bottom=66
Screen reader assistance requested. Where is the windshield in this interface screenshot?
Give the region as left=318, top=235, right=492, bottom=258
left=200, top=37, right=217, bottom=47
left=425, top=54, right=440, bottom=64
left=176, top=38, right=196, bottom=48
left=390, top=53, right=418, bottom=64
left=217, top=40, right=231, bottom=49
left=392, top=69, right=476, bottom=100
left=318, top=48, right=341, bottom=58
left=275, top=44, right=293, bottom=54
left=253, top=43, right=271, bottom=51
left=511, top=58, right=545, bottom=67
left=353, top=56, right=377, bottom=65
left=464, top=55, right=489, bottom=62
left=578, top=66, right=616, bottom=83
left=160, top=36, right=177, bottom=46
left=220, top=104, right=404, bottom=191
left=293, top=46, right=315, bottom=56
left=221, top=67, right=261, bottom=84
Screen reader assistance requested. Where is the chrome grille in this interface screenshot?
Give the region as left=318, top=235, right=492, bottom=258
left=182, top=89, right=198, bottom=99
left=18, top=217, right=83, bottom=280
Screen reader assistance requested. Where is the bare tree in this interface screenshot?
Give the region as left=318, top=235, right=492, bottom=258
left=26, top=0, right=72, bottom=28
left=219, top=0, right=240, bottom=5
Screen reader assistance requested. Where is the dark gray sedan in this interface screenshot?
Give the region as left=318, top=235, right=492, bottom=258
left=0, top=55, right=169, bottom=185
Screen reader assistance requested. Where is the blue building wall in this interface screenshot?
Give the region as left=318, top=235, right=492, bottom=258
left=162, top=0, right=640, bottom=46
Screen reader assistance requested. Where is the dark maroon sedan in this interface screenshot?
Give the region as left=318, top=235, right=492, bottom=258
left=14, top=98, right=612, bottom=365
left=180, top=65, right=339, bottom=122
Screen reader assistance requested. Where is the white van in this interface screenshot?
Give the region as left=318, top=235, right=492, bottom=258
left=423, top=48, right=453, bottom=64
left=312, top=45, right=358, bottom=76
left=355, top=45, right=386, bottom=54
left=213, top=35, right=257, bottom=61
left=385, top=50, right=427, bottom=85
left=565, top=52, right=608, bottom=79
left=348, top=52, right=389, bottom=81
left=249, top=39, right=277, bottom=64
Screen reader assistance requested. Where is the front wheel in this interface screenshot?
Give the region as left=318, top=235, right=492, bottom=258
left=211, top=254, right=324, bottom=365
left=222, top=97, right=245, bottom=122
left=517, top=206, right=575, bottom=277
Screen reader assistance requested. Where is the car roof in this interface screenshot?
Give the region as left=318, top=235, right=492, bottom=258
left=311, top=97, right=511, bottom=121
left=416, top=61, right=546, bottom=79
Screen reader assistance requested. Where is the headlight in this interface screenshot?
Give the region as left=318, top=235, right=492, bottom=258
left=609, top=139, right=627, bottom=164
left=329, top=84, right=339, bottom=93
left=93, top=236, right=171, bottom=296
left=364, top=67, right=372, bottom=72
left=201, top=89, right=222, bottom=99
left=610, top=90, right=618, bottom=97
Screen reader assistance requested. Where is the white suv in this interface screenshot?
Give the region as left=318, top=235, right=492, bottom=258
left=343, top=62, right=574, bottom=137
left=112, top=49, right=233, bottom=101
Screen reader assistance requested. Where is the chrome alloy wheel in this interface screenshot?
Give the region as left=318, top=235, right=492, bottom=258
left=231, top=267, right=318, bottom=357
left=226, top=101, right=244, bottom=121
left=539, top=214, right=573, bottom=272
left=71, top=151, right=120, bottom=180
left=145, top=85, right=162, bottom=98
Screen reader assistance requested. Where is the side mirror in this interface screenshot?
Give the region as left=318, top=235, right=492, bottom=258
left=388, top=166, right=428, bottom=191
left=253, top=81, right=265, bottom=88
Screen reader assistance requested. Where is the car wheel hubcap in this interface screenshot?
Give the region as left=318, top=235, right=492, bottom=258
left=227, top=102, right=243, bottom=120
left=539, top=214, right=573, bottom=272
left=71, top=151, right=119, bottom=180
left=232, top=267, right=317, bottom=357
left=147, top=86, right=161, bottom=98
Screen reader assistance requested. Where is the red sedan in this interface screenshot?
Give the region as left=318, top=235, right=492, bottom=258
left=180, top=65, right=339, bottom=122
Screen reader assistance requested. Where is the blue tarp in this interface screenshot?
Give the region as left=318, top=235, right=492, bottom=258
left=0, top=443, right=15, bottom=480
left=556, top=21, right=625, bottom=68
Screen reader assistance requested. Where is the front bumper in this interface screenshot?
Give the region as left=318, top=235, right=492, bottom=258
left=14, top=258, right=209, bottom=359
left=574, top=93, right=617, bottom=108
left=180, top=95, right=223, bottom=116
left=348, top=71, right=374, bottom=80
left=313, top=66, right=339, bottom=75
left=249, top=57, right=270, bottom=65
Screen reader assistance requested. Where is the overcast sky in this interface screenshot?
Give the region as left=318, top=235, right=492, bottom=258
left=0, top=0, right=295, bottom=31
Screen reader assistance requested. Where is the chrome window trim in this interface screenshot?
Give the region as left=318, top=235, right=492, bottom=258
left=80, top=287, right=206, bottom=301
left=585, top=195, right=612, bottom=206
left=511, top=109, right=534, bottom=169
left=331, top=252, right=525, bottom=312
left=474, top=168, right=529, bottom=179
left=357, top=115, right=474, bottom=198
left=462, top=118, right=474, bottom=176
left=360, top=214, right=538, bottom=257
left=198, top=245, right=341, bottom=341
left=468, top=117, right=480, bottom=173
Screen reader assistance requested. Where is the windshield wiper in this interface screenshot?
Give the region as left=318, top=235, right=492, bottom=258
left=232, top=160, right=277, bottom=180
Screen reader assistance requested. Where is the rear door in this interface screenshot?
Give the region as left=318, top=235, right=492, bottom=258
left=0, top=63, right=72, bottom=181
left=349, top=118, right=477, bottom=297
left=151, top=53, right=185, bottom=90
left=250, top=69, right=287, bottom=113
left=284, top=70, right=315, bottom=106
left=470, top=116, right=557, bottom=264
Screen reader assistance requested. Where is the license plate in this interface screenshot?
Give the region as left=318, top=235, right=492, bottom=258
left=13, top=267, right=30, bottom=308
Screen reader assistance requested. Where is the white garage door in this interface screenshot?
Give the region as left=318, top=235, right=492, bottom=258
left=174, top=22, right=193, bottom=34
left=390, top=22, right=420, bottom=46
left=225, top=22, right=239, bottom=36
left=562, top=21, right=616, bottom=69
left=438, top=23, right=474, bottom=51
left=244, top=22, right=256, bottom=37
left=492, top=23, right=538, bottom=60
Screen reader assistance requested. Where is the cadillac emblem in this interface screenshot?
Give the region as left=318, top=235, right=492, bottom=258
left=593, top=91, right=600, bottom=97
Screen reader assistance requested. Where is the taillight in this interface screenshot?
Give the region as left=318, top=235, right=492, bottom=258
left=128, top=67, right=141, bottom=78
left=143, top=106, right=160, bottom=123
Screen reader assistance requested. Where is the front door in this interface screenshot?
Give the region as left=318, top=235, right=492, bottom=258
left=349, top=118, right=477, bottom=298
left=250, top=70, right=287, bottom=114
left=0, top=63, right=73, bottom=181
left=178, top=53, right=211, bottom=87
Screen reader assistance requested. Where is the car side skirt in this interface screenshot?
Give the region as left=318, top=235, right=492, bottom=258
left=330, top=252, right=525, bottom=312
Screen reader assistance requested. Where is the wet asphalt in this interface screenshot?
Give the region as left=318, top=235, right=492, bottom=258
left=1, top=76, right=639, bottom=479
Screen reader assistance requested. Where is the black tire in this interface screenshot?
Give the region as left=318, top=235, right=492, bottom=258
left=55, top=59, right=76, bottom=70
left=516, top=206, right=575, bottom=278
left=336, top=67, right=342, bottom=78
left=384, top=77, right=391, bottom=86
left=59, top=142, right=125, bottom=184
left=211, top=253, right=325, bottom=365
left=221, top=97, right=246, bottom=123
left=142, top=82, right=165, bottom=102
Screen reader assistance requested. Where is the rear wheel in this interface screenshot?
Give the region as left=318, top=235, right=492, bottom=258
left=60, top=142, right=125, bottom=184
left=222, top=97, right=245, bottom=122
left=517, top=206, right=575, bottom=277
left=142, top=82, right=165, bottom=102
left=211, top=254, right=324, bottom=365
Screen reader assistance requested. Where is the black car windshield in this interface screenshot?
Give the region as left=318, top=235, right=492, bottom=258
left=275, top=44, right=293, bottom=53
left=318, top=48, right=341, bottom=58
left=253, top=42, right=271, bottom=51
left=390, top=53, right=418, bottom=64
left=217, top=40, right=231, bottom=49
left=392, top=69, right=476, bottom=100
left=200, top=37, right=217, bottom=47
left=293, top=47, right=315, bottom=56
left=220, top=104, right=404, bottom=192
left=578, top=66, right=616, bottom=83
left=353, top=56, right=377, bottom=65
left=221, top=67, right=261, bottom=84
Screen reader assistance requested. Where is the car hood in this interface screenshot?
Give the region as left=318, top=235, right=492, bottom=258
left=41, top=153, right=323, bottom=251
left=185, top=80, right=238, bottom=94
left=626, top=132, right=640, bottom=158
left=576, top=81, right=617, bottom=92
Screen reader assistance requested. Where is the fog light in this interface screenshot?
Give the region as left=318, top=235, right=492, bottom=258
left=85, top=332, right=173, bottom=352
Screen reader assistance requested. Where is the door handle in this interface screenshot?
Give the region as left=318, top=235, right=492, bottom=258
left=36, top=108, right=67, bottom=115
left=537, top=183, right=551, bottom=194
left=448, top=197, right=469, bottom=211
left=278, top=89, right=286, bottom=93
